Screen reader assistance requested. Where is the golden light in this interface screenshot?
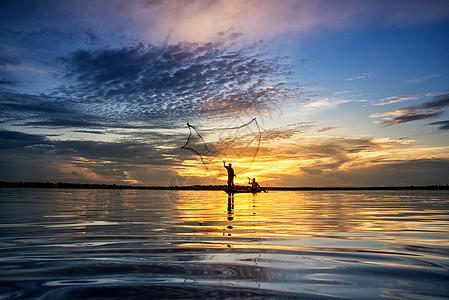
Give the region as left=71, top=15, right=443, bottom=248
left=177, top=133, right=449, bottom=187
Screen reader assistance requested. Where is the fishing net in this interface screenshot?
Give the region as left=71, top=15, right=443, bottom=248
left=181, top=118, right=261, bottom=178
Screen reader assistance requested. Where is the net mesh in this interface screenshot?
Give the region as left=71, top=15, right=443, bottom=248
left=181, top=118, right=261, bottom=177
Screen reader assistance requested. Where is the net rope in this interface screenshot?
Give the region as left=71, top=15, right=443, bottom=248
left=181, top=118, right=261, bottom=174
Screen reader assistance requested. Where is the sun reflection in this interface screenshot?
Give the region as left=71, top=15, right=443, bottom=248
left=173, top=191, right=313, bottom=242
left=172, top=189, right=449, bottom=249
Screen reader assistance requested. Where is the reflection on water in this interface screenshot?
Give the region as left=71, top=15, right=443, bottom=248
left=0, top=189, right=448, bottom=299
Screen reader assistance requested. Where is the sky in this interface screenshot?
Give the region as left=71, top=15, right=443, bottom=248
left=1, top=0, right=448, bottom=187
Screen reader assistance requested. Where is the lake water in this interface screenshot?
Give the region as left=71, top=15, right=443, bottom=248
left=0, top=188, right=448, bottom=299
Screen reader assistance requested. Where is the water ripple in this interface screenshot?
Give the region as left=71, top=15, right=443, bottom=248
left=0, top=189, right=448, bottom=299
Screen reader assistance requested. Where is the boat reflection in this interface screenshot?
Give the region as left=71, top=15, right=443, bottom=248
left=227, top=194, right=234, bottom=221
left=223, top=194, right=234, bottom=240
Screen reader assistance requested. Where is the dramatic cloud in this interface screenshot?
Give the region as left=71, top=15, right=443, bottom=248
left=1, top=1, right=448, bottom=186
left=176, top=133, right=447, bottom=186
left=62, top=42, right=296, bottom=122
left=371, top=93, right=449, bottom=125
left=175, top=129, right=449, bottom=186
left=0, top=41, right=302, bottom=131
left=249, top=135, right=449, bottom=186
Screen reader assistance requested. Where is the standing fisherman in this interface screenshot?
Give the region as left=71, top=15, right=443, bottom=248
left=223, top=161, right=236, bottom=190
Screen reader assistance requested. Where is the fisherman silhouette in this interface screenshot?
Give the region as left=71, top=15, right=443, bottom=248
left=249, top=178, right=261, bottom=193
left=247, top=177, right=267, bottom=193
left=223, top=161, right=236, bottom=190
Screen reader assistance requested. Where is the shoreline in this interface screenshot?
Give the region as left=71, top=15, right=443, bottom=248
left=1, top=181, right=448, bottom=190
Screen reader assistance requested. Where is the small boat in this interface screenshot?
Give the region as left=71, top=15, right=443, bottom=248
left=223, top=187, right=263, bottom=194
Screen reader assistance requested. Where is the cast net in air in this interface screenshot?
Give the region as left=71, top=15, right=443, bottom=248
left=181, top=118, right=261, bottom=178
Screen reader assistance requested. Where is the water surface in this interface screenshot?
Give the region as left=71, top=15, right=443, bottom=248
left=0, top=189, right=448, bottom=299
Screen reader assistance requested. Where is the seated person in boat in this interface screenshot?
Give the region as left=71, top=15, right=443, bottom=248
left=249, top=178, right=261, bottom=193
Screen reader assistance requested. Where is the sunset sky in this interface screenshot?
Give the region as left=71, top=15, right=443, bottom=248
left=1, top=0, right=448, bottom=187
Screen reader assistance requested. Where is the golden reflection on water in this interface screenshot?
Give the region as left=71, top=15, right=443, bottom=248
left=1, top=188, right=448, bottom=298
left=173, top=190, right=449, bottom=247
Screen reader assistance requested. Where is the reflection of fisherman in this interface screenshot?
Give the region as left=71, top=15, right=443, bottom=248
left=223, top=161, right=236, bottom=190
left=249, top=177, right=261, bottom=193
left=227, top=194, right=234, bottom=221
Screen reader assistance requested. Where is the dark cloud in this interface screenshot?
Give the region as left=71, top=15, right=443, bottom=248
left=24, top=119, right=104, bottom=128
left=0, top=128, right=185, bottom=183
left=428, top=119, right=449, bottom=131
left=55, top=140, right=177, bottom=166
left=1, top=101, right=71, bottom=114
left=0, top=41, right=301, bottom=131
left=0, top=78, right=18, bottom=86
left=0, top=54, right=20, bottom=66
left=0, top=128, right=181, bottom=163
left=383, top=112, right=442, bottom=124
left=0, top=54, right=20, bottom=87
left=420, top=94, right=449, bottom=109
left=59, top=42, right=297, bottom=124
left=373, top=93, right=449, bottom=125
left=0, top=91, right=91, bottom=127
left=0, top=130, right=48, bottom=149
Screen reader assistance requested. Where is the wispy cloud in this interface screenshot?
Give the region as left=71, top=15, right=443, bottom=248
left=303, top=94, right=366, bottom=111
left=428, top=120, right=449, bottom=131
left=333, top=90, right=352, bottom=96
left=262, top=123, right=315, bottom=141
left=425, top=89, right=449, bottom=97
left=316, top=127, right=340, bottom=133
left=404, top=73, right=443, bottom=84
left=346, top=72, right=372, bottom=81
left=373, top=95, right=419, bottom=106
left=370, top=93, right=449, bottom=125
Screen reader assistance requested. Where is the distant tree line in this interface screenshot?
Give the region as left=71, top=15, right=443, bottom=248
left=0, top=181, right=448, bottom=190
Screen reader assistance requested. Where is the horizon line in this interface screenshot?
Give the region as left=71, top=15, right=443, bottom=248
left=1, top=181, right=448, bottom=191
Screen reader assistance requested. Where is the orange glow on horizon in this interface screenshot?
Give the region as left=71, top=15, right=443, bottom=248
left=122, top=179, right=140, bottom=185
left=177, top=136, right=449, bottom=186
